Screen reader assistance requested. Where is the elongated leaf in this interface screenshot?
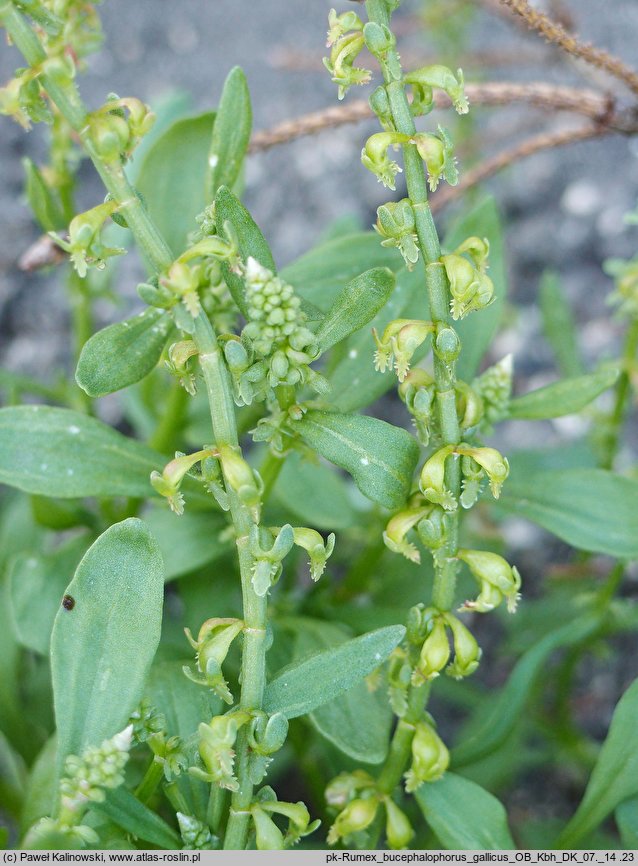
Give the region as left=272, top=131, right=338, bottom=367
left=444, top=198, right=506, bottom=380
left=76, top=308, right=173, bottom=397
left=215, top=185, right=275, bottom=316
left=284, top=619, right=392, bottom=764
left=509, top=368, right=618, bottom=420
left=558, top=678, right=638, bottom=847
left=144, top=507, right=230, bottom=582
left=263, top=625, right=405, bottom=719
left=497, top=468, right=638, bottom=559
left=208, top=66, right=252, bottom=196
left=282, top=232, right=398, bottom=311
left=20, top=737, right=56, bottom=835
left=616, top=797, right=638, bottom=848
left=94, top=787, right=179, bottom=849
left=452, top=614, right=600, bottom=767
left=23, top=157, right=65, bottom=231
left=0, top=406, right=160, bottom=498
left=0, top=729, right=26, bottom=818
left=50, top=519, right=164, bottom=774
left=316, top=267, right=395, bottom=351
left=9, top=535, right=91, bottom=654
left=416, top=772, right=515, bottom=850
left=291, top=410, right=419, bottom=510
left=539, top=270, right=583, bottom=378
left=272, top=451, right=359, bottom=530
left=136, top=112, right=214, bottom=256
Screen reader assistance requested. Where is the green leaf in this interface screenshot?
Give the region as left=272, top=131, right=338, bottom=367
left=416, top=772, right=515, bottom=850
left=282, top=232, right=398, bottom=311
left=214, top=185, right=275, bottom=317
left=23, top=157, right=65, bottom=231
left=208, top=66, right=252, bottom=196
left=497, top=468, right=638, bottom=559
left=263, top=624, right=405, bottom=719
left=20, top=737, right=57, bottom=836
left=0, top=406, right=161, bottom=498
left=288, top=620, right=393, bottom=764
left=0, top=729, right=26, bottom=818
left=539, top=270, right=583, bottom=378
left=444, top=197, right=506, bottom=380
left=9, top=535, right=91, bottom=655
left=508, top=368, right=619, bottom=420
left=327, top=264, right=425, bottom=412
left=558, top=678, right=638, bottom=847
left=272, top=451, right=358, bottom=530
left=291, top=410, right=419, bottom=510
left=452, top=614, right=600, bottom=767
left=50, top=519, right=164, bottom=774
left=144, top=507, right=230, bottom=582
left=93, top=787, right=179, bottom=849
left=616, top=797, right=638, bottom=848
left=316, top=267, right=396, bottom=351
left=136, top=112, right=214, bottom=256
left=76, top=308, right=173, bottom=398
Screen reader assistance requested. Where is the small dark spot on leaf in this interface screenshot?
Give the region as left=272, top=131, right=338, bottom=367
left=62, top=594, right=75, bottom=611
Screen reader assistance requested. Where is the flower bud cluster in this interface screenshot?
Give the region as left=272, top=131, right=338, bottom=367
left=88, top=95, right=155, bottom=163
left=458, top=548, right=522, bottom=613
left=184, top=617, right=245, bottom=704
left=0, top=64, right=52, bottom=129
left=473, top=355, right=513, bottom=429
left=405, top=719, right=449, bottom=792
left=227, top=258, right=327, bottom=405
left=398, top=370, right=436, bottom=445
left=190, top=712, right=249, bottom=792
left=373, top=318, right=435, bottom=382
left=177, top=813, right=215, bottom=850
left=413, top=126, right=458, bottom=192
left=250, top=524, right=295, bottom=597
left=408, top=606, right=481, bottom=686
left=128, top=698, right=165, bottom=744
left=59, top=725, right=133, bottom=815
left=375, top=199, right=420, bottom=270
left=324, top=9, right=371, bottom=100
left=441, top=235, right=494, bottom=320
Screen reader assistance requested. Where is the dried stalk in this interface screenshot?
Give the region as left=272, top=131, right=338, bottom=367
left=498, top=0, right=638, bottom=96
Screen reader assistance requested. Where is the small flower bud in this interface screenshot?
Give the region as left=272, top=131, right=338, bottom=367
left=288, top=527, right=336, bottom=581
left=419, top=445, right=457, bottom=511
left=137, top=280, right=175, bottom=309
left=327, top=797, right=379, bottom=845
left=177, top=813, right=213, bottom=850
left=406, top=65, right=469, bottom=115
left=191, top=715, right=245, bottom=791
left=251, top=806, right=285, bottom=850
left=50, top=201, right=124, bottom=277
left=416, top=506, right=447, bottom=550
left=361, top=131, right=410, bottom=190
left=405, top=721, right=449, bottom=792
left=473, top=355, right=513, bottom=427
left=434, top=325, right=461, bottom=365
left=413, top=126, right=458, bottom=191
left=363, top=21, right=396, bottom=57
left=166, top=340, right=199, bottom=396
left=150, top=447, right=216, bottom=515
left=183, top=617, right=244, bottom=704
left=250, top=524, right=295, bottom=596
left=258, top=799, right=319, bottom=847
left=325, top=770, right=375, bottom=809
left=326, top=8, right=363, bottom=47
left=383, top=506, right=430, bottom=563
left=219, top=445, right=262, bottom=519
left=444, top=614, right=482, bottom=679
left=441, top=253, right=495, bottom=320
left=160, top=261, right=201, bottom=317
left=413, top=617, right=450, bottom=685
left=384, top=797, right=414, bottom=849
left=388, top=648, right=412, bottom=717
left=456, top=445, right=509, bottom=498
left=369, top=85, right=394, bottom=131
left=373, top=318, right=435, bottom=381
left=375, top=199, right=420, bottom=269
left=458, top=548, right=522, bottom=613
left=323, top=31, right=371, bottom=100
left=454, top=235, right=490, bottom=271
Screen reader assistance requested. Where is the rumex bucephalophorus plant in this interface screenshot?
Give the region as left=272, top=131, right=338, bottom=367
left=1, top=0, right=638, bottom=852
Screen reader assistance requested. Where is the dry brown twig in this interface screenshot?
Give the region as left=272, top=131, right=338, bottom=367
left=498, top=0, right=638, bottom=97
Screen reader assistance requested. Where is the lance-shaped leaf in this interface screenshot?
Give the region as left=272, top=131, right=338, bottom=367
left=496, top=468, right=638, bottom=559
left=416, top=773, right=515, bottom=850
left=208, top=66, right=252, bottom=196
left=23, top=157, right=65, bottom=232
left=508, top=368, right=618, bottom=420
left=539, top=270, right=583, bottom=378
left=50, top=519, right=164, bottom=775
left=558, top=678, right=638, bottom=847
left=93, top=787, right=179, bottom=849
left=291, top=410, right=419, bottom=510
left=76, top=308, right=174, bottom=398
left=263, top=625, right=405, bottom=719
left=136, top=112, right=214, bottom=256
left=215, top=185, right=275, bottom=317
left=0, top=406, right=161, bottom=498
left=316, top=267, right=396, bottom=351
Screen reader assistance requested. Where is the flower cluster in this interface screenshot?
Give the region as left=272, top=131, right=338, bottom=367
left=323, top=9, right=370, bottom=100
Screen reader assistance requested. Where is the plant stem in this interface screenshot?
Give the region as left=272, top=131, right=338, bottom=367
left=364, top=0, right=462, bottom=793
left=3, top=8, right=268, bottom=848
left=134, top=758, right=164, bottom=804
left=600, top=319, right=638, bottom=469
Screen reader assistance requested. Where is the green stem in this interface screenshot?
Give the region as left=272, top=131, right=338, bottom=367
left=600, top=319, right=638, bottom=469
left=134, top=758, right=164, bottom=804
left=3, top=8, right=268, bottom=848
left=364, top=0, right=462, bottom=796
